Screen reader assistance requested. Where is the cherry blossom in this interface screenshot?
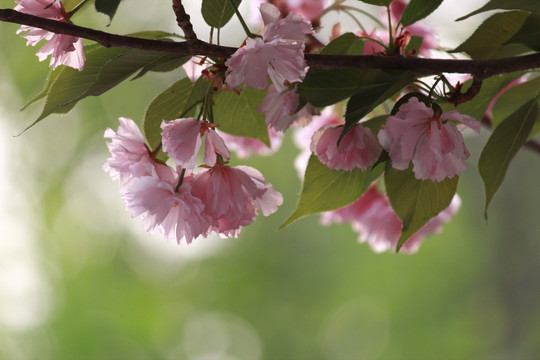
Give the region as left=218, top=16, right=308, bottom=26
left=311, top=123, right=382, bottom=171
left=122, top=168, right=212, bottom=244
left=321, top=185, right=461, bottom=253
left=257, top=85, right=316, bottom=132
left=378, top=97, right=480, bottom=182
left=293, top=107, right=341, bottom=177
left=104, top=117, right=157, bottom=183
left=249, top=0, right=329, bottom=24
left=191, top=164, right=283, bottom=237
left=225, top=3, right=312, bottom=90
left=161, top=118, right=230, bottom=169
left=15, top=0, right=85, bottom=71
left=218, top=128, right=284, bottom=159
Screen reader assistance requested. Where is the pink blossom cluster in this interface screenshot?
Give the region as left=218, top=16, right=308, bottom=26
left=379, top=98, right=480, bottom=182
left=104, top=117, right=283, bottom=243
left=15, top=0, right=85, bottom=71
left=249, top=0, right=329, bottom=24
left=321, top=185, right=461, bottom=253
left=225, top=3, right=313, bottom=91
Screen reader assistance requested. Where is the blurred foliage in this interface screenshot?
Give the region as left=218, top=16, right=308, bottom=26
left=0, top=2, right=540, bottom=360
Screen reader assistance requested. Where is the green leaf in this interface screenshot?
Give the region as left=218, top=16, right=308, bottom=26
left=132, top=54, right=190, bottom=80
left=280, top=155, right=384, bottom=228
left=456, top=0, right=540, bottom=21
left=478, top=98, right=537, bottom=218
left=400, top=0, right=443, bottom=26
left=320, top=33, right=365, bottom=55
left=441, top=71, right=525, bottom=120
left=504, top=13, right=540, bottom=51
left=95, top=0, right=122, bottom=23
left=492, top=75, right=540, bottom=138
left=201, top=0, right=242, bottom=28
left=25, top=32, right=183, bottom=129
left=452, top=11, right=529, bottom=59
left=143, top=77, right=211, bottom=151
left=213, top=88, right=270, bottom=146
left=343, top=71, right=414, bottom=135
left=384, top=164, right=459, bottom=252
left=357, top=0, right=392, bottom=6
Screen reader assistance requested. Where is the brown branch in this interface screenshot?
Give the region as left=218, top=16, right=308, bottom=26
left=447, top=76, right=483, bottom=106
left=171, top=0, right=197, bottom=43
left=3, top=8, right=540, bottom=78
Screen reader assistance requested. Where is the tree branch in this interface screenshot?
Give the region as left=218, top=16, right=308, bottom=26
left=2, top=9, right=540, bottom=78
left=171, top=0, right=197, bottom=43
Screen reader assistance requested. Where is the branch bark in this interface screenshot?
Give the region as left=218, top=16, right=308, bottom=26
left=2, top=9, right=540, bottom=78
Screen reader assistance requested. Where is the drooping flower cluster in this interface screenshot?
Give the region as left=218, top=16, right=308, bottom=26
left=225, top=3, right=313, bottom=90
left=15, top=0, right=85, bottom=71
left=379, top=98, right=481, bottom=182
left=321, top=185, right=461, bottom=253
left=104, top=118, right=283, bottom=243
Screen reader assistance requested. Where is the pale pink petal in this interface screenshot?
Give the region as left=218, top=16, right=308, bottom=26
left=218, top=128, right=283, bottom=159
left=203, top=130, right=231, bottom=166
left=161, top=118, right=202, bottom=169
left=312, top=124, right=381, bottom=171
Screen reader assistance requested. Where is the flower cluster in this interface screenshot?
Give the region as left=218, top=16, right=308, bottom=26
left=321, top=185, right=461, bottom=253
left=104, top=118, right=283, bottom=243
left=15, top=0, right=85, bottom=71
left=225, top=3, right=313, bottom=91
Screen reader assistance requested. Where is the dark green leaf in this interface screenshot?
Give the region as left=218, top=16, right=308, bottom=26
left=95, top=0, right=122, bottom=23
left=479, top=98, right=537, bottom=218
left=492, top=75, right=540, bottom=138
left=384, top=164, right=459, bottom=252
left=452, top=11, right=529, bottom=59
left=280, top=155, right=385, bottom=228
left=201, top=0, right=241, bottom=28
left=343, top=71, right=414, bottom=136
left=456, top=0, right=540, bottom=21
left=357, top=0, right=392, bottom=6
left=213, top=88, right=270, bottom=145
left=132, top=54, right=189, bottom=80
left=320, top=33, right=365, bottom=55
left=400, top=0, right=443, bottom=26
left=504, top=13, right=540, bottom=51
left=143, top=77, right=211, bottom=151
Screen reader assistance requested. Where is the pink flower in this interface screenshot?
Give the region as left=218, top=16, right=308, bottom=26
left=15, top=0, right=85, bottom=71
left=182, top=57, right=206, bottom=82
left=293, top=107, right=341, bottom=177
left=161, top=118, right=230, bottom=169
left=191, top=164, right=283, bottom=237
left=225, top=3, right=312, bottom=90
left=257, top=85, right=316, bottom=132
left=311, top=123, right=382, bottom=171
left=378, top=98, right=480, bottom=182
left=321, top=185, right=461, bottom=253
left=104, top=117, right=155, bottom=182
left=217, top=128, right=284, bottom=159
left=122, top=169, right=212, bottom=244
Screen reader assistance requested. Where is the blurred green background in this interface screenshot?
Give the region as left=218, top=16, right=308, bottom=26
left=1, top=1, right=540, bottom=359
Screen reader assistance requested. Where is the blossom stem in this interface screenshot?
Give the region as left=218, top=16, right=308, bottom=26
left=386, top=6, right=393, bottom=54
left=228, top=0, right=254, bottom=39
left=175, top=168, right=186, bottom=192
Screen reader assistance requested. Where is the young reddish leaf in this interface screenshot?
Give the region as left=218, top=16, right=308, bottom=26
left=280, top=155, right=384, bottom=229
left=479, top=98, right=538, bottom=219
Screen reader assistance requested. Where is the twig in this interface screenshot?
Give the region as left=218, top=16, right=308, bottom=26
left=171, top=0, right=197, bottom=43
left=3, top=9, right=540, bottom=77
